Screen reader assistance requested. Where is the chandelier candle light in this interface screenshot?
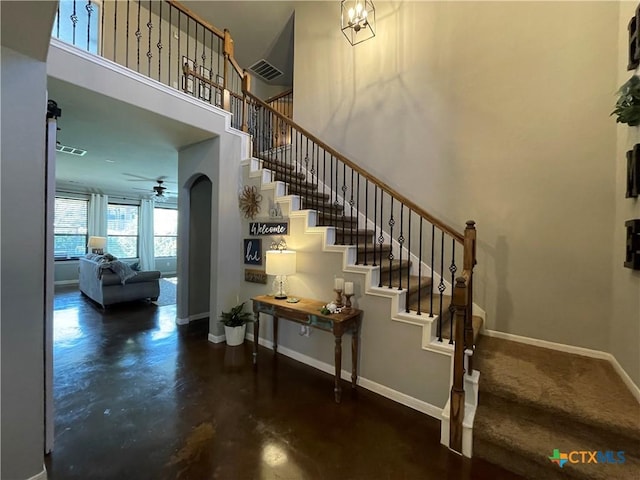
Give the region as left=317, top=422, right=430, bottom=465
left=341, top=0, right=376, bottom=46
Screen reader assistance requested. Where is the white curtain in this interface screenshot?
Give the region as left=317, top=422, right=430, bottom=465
left=88, top=193, right=108, bottom=237
left=139, top=199, right=155, bottom=271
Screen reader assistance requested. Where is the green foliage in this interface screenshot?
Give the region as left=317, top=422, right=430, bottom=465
left=612, top=76, right=640, bottom=126
left=219, top=301, right=253, bottom=327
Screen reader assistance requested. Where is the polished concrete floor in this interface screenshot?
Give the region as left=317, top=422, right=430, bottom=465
left=46, top=286, right=522, bottom=480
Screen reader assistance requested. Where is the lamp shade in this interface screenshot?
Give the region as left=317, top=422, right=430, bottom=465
left=87, top=236, right=107, bottom=249
left=265, top=250, right=296, bottom=276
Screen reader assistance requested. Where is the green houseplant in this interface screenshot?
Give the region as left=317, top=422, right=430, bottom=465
left=612, top=76, right=640, bottom=126
left=220, top=301, right=253, bottom=346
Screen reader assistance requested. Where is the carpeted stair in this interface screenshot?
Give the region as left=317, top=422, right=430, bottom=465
left=473, top=335, right=640, bottom=479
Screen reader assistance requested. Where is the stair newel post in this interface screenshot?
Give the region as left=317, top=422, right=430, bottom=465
left=463, top=220, right=477, bottom=372
left=241, top=70, right=250, bottom=133
left=222, top=28, right=232, bottom=112
left=450, top=276, right=468, bottom=454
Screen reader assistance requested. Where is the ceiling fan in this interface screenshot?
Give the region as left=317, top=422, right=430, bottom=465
left=153, top=180, right=167, bottom=197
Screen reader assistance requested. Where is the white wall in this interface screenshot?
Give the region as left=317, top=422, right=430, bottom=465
left=1, top=46, right=48, bottom=480
left=612, top=1, right=640, bottom=386
left=293, top=2, right=620, bottom=361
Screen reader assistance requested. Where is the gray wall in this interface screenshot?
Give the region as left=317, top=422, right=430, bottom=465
left=293, top=2, right=627, bottom=370
left=1, top=46, right=48, bottom=480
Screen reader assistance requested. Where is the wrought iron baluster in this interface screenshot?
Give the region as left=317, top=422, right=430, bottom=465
left=349, top=168, right=354, bottom=246
left=135, top=0, right=141, bottom=71
left=100, top=0, right=104, bottom=55
left=125, top=0, right=130, bottom=67
left=364, top=181, right=369, bottom=266
left=157, top=1, right=163, bottom=80
left=449, top=239, right=457, bottom=345
left=329, top=154, right=334, bottom=242
left=200, top=25, right=206, bottom=100
left=430, top=224, right=435, bottom=319
left=438, top=230, right=446, bottom=335
left=417, top=217, right=423, bottom=315
left=356, top=173, right=361, bottom=264
left=322, top=151, right=327, bottom=222
left=86, top=1, right=93, bottom=52
left=406, top=210, right=412, bottom=313
left=147, top=0, right=153, bottom=76
left=388, top=197, right=395, bottom=288
left=71, top=0, right=77, bottom=45
left=378, top=192, right=384, bottom=287
left=341, top=163, right=347, bottom=243
left=372, top=185, right=377, bottom=267
left=398, top=204, right=404, bottom=291
left=167, top=4, right=171, bottom=85
left=113, top=0, right=118, bottom=61
left=56, top=3, right=60, bottom=39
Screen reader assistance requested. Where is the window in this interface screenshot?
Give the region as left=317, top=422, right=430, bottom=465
left=54, top=197, right=88, bottom=260
left=52, top=0, right=101, bottom=54
left=154, top=208, right=178, bottom=257
left=107, top=204, right=139, bottom=258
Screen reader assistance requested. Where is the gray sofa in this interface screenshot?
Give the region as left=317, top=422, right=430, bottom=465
left=79, top=256, right=161, bottom=308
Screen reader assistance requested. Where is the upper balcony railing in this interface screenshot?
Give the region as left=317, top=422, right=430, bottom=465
left=53, top=0, right=245, bottom=129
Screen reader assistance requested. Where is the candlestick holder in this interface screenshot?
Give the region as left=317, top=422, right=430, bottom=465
left=333, top=288, right=343, bottom=307
left=344, top=293, right=354, bottom=310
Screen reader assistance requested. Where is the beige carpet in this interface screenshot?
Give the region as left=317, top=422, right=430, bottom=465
left=473, top=335, right=640, bottom=480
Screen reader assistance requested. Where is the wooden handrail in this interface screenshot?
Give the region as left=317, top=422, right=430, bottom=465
left=265, top=88, right=294, bottom=105
left=243, top=90, right=464, bottom=243
left=229, top=57, right=243, bottom=79
left=166, top=0, right=225, bottom=39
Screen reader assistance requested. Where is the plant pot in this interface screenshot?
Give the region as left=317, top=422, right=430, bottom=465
left=224, top=324, right=247, bottom=346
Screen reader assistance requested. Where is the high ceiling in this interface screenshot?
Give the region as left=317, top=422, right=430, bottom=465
left=53, top=1, right=298, bottom=203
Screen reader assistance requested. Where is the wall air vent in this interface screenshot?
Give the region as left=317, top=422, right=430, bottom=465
left=56, top=144, right=87, bottom=156
left=249, top=59, right=283, bottom=82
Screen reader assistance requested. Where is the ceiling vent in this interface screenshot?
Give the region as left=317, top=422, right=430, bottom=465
left=249, top=59, right=283, bottom=82
left=56, top=143, right=87, bottom=156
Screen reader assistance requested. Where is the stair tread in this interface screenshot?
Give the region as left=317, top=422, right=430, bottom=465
left=474, top=335, right=640, bottom=441
left=272, top=170, right=306, bottom=180
left=474, top=394, right=640, bottom=480
left=407, top=292, right=451, bottom=317
left=256, top=155, right=294, bottom=170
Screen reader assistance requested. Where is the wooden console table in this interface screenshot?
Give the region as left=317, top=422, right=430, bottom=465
left=251, top=295, right=363, bottom=403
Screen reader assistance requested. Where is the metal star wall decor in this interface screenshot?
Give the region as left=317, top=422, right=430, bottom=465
left=239, top=185, right=262, bottom=219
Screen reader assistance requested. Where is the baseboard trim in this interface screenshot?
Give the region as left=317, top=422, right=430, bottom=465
left=54, top=280, right=78, bottom=286
left=176, top=312, right=209, bottom=325
left=207, top=333, right=226, bottom=344
left=26, top=465, right=47, bottom=480
left=246, top=333, right=442, bottom=419
left=483, top=329, right=640, bottom=403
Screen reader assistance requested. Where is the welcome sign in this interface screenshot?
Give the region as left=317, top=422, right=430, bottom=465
left=249, top=222, right=288, bottom=236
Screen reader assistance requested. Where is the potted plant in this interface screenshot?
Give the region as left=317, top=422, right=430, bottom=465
left=220, top=301, right=253, bottom=346
left=612, top=75, right=640, bottom=126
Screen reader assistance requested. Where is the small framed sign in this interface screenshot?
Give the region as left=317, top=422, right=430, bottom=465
left=245, top=269, right=267, bottom=284
left=249, top=222, right=288, bottom=236
left=244, top=239, right=262, bottom=265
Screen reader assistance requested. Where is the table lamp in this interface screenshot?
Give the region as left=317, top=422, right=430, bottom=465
left=87, top=236, right=107, bottom=254
left=265, top=249, right=297, bottom=299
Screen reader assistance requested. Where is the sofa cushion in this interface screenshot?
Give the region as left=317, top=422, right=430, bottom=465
left=101, top=269, right=161, bottom=286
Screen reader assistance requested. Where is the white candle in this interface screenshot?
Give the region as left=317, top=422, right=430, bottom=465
left=344, top=282, right=354, bottom=295
left=335, top=277, right=344, bottom=290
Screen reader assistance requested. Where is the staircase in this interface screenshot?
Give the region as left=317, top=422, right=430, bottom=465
left=473, top=335, right=640, bottom=479
left=258, top=154, right=460, bottom=336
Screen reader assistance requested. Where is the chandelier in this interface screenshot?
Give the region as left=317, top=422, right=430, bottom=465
left=340, top=0, right=376, bottom=46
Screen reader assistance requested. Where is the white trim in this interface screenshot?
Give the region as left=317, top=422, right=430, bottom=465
left=176, top=312, right=209, bottom=325
left=246, top=334, right=443, bottom=419
left=26, top=466, right=47, bottom=480
left=483, top=329, right=640, bottom=403
left=207, top=333, right=226, bottom=344
left=54, top=279, right=79, bottom=286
